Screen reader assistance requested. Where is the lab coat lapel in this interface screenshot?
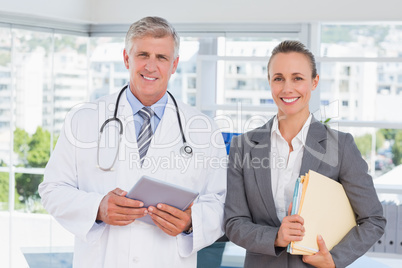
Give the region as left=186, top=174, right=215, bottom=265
left=249, top=118, right=281, bottom=226
left=151, top=96, right=181, bottom=149
left=118, top=92, right=138, bottom=147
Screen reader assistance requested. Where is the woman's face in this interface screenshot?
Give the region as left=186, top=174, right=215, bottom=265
left=268, top=52, right=319, bottom=119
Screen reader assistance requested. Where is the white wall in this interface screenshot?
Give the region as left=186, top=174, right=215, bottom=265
left=0, top=0, right=402, bottom=24
left=0, top=0, right=91, bottom=23
left=89, top=0, right=402, bottom=24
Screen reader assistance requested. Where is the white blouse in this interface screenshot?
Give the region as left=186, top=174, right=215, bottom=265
left=270, top=114, right=312, bottom=221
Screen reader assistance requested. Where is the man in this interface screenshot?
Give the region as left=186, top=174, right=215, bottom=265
left=39, top=16, right=227, bottom=267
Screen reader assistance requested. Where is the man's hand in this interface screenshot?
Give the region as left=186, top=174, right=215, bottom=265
left=302, top=235, right=335, bottom=268
left=275, top=203, right=305, bottom=247
left=97, top=188, right=148, bottom=226
left=148, top=203, right=193, bottom=236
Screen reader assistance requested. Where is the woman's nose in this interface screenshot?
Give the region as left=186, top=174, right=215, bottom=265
left=282, top=80, right=293, bottom=93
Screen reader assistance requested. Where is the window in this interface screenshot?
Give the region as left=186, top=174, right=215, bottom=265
left=0, top=26, right=11, bottom=174
left=217, top=36, right=297, bottom=110
left=320, top=23, right=402, bottom=179
left=377, top=86, right=391, bottom=95
left=52, top=34, right=88, bottom=134
left=3, top=19, right=401, bottom=267
left=320, top=24, right=402, bottom=122
left=89, top=37, right=126, bottom=100
left=168, top=36, right=203, bottom=105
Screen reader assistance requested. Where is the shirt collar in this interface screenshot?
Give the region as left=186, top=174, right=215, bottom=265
left=271, top=113, right=312, bottom=146
left=125, top=84, right=168, bottom=120
left=298, top=114, right=312, bottom=146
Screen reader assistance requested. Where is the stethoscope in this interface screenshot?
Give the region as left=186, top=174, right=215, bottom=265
left=97, top=85, right=193, bottom=171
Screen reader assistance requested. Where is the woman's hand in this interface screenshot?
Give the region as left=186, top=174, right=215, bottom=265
left=302, top=235, right=335, bottom=268
left=275, top=203, right=305, bottom=247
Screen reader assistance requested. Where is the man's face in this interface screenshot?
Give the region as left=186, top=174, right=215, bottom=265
left=123, top=35, right=179, bottom=106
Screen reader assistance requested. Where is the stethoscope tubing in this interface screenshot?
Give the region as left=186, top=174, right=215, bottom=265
left=97, top=85, right=192, bottom=171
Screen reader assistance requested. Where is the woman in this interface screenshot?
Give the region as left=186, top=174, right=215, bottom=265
left=224, top=40, right=385, bottom=268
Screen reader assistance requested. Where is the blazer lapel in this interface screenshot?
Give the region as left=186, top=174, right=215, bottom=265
left=249, top=118, right=282, bottom=226
left=300, top=116, right=327, bottom=176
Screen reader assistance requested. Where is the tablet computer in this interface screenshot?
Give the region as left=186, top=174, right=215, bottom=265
left=126, top=175, right=199, bottom=226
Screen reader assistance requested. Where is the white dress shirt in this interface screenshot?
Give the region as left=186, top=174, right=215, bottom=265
left=270, top=114, right=312, bottom=221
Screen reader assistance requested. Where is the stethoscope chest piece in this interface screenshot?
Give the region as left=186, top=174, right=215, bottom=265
left=180, top=143, right=193, bottom=158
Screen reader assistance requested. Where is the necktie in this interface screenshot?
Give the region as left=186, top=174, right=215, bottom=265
left=137, top=107, right=154, bottom=166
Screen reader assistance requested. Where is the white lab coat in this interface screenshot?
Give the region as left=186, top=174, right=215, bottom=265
left=39, top=91, right=227, bottom=268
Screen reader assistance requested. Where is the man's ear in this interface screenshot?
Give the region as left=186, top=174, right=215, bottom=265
left=172, top=56, right=179, bottom=74
left=123, top=49, right=129, bottom=69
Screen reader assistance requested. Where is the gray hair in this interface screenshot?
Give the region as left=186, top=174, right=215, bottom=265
left=125, top=16, right=180, bottom=58
left=267, top=40, right=317, bottom=79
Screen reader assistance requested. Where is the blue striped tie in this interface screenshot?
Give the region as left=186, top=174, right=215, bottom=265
left=137, top=107, right=154, bottom=166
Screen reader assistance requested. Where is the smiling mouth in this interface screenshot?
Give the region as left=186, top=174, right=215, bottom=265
left=142, top=75, right=157, bottom=81
left=281, top=97, right=299, bottom=103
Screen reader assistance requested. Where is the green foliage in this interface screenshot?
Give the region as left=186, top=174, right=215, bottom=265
left=0, top=161, right=20, bottom=210
left=355, top=134, right=372, bottom=158
left=0, top=51, right=11, bottom=67
left=14, top=128, right=30, bottom=164
left=0, top=169, right=8, bottom=204
left=362, top=25, right=390, bottom=46
left=392, top=130, right=402, bottom=166
left=321, top=25, right=355, bottom=43
left=376, top=131, right=385, bottom=152
left=27, top=127, right=51, bottom=167
left=321, top=25, right=390, bottom=54
left=14, top=127, right=52, bottom=206
left=379, top=129, right=398, bottom=141
left=320, top=118, right=332, bottom=126
left=55, top=35, right=87, bottom=54
left=322, top=25, right=390, bottom=44
left=355, top=131, right=385, bottom=158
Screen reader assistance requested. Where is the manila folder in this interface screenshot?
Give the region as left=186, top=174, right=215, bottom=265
left=292, top=170, right=356, bottom=255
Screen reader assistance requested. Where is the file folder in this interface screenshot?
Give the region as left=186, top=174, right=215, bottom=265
left=288, top=170, right=356, bottom=255
left=384, top=202, right=397, bottom=253
left=373, top=201, right=387, bottom=252
left=397, top=204, right=402, bottom=254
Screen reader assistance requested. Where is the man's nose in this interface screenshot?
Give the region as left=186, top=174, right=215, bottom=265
left=145, top=58, right=157, bottom=72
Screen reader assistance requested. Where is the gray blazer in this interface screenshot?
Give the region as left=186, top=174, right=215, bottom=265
left=224, top=116, right=386, bottom=268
